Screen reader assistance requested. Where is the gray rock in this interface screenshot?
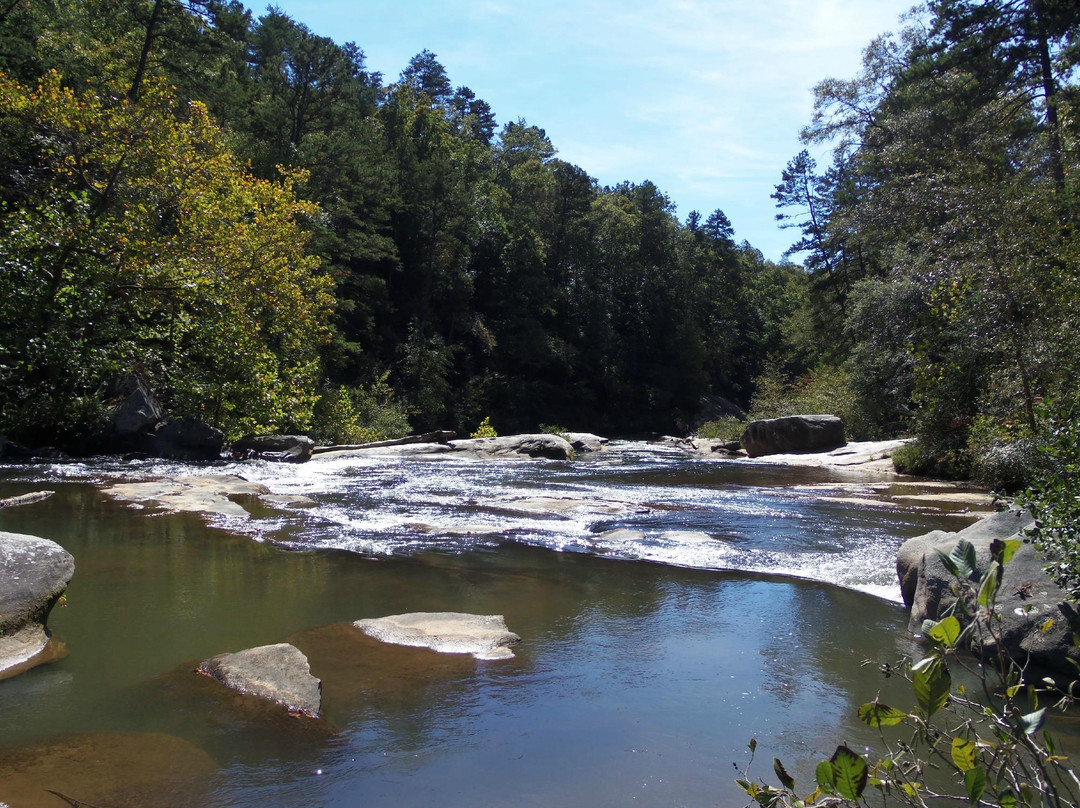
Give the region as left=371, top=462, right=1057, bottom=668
left=354, top=612, right=521, bottom=660
left=563, top=433, right=608, bottom=453
left=110, top=373, right=164, bottom=437
left=198, top=643, right=321, bottom=717
left=149, top=418, right=225, bottom=461
left=740, top=415, right=846, bottom=458
left=0, top=531, right=75, bottom=679
left=449, top=434, right=574, bottom=460
left=896, top=509, right=1080, bottom=678
left=232, top=434, right=315, bottom=462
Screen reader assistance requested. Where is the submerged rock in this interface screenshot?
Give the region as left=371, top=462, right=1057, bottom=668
left=354, top=612, right=521, bottom=660
left=105, top=474, right=271, bottom=519
left=198, top=642, right=322, bottom=717
left=740, top=414, right=846, bottom=458
left=0, top=531, right=75, bottom=679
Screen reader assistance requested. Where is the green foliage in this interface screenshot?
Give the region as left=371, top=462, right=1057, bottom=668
left=747, top=363, right=875, bottom=440
left=0, top=70, right=331, bottom=443
left=696, top=416, right=744, bottom=442
left=891, top=439, right=971, bottom=480
left=470, top=416, right=497, bottom=439
left=538, top=423, right=569, bottom=436
left=1017, top=397, right=1080, bottom=599
left=736, top=551, right=1080, bottom=808
left=310, top=374, right=411, bottom=445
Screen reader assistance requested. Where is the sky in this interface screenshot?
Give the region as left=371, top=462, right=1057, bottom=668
left=271, top=0, right=917, bottom=262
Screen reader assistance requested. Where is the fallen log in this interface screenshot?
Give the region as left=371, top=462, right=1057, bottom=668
left=311, top=430, right=457, bottom=455
left=0, top=490, right=55, bottom=509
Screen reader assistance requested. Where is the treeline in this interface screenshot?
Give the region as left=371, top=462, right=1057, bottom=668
left=770, top=0, right=1079, bottom=487
left=0, top=0, right=809, bottom=448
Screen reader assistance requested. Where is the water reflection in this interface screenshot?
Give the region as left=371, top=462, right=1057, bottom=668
left=0, top=461, right=998, bottom=807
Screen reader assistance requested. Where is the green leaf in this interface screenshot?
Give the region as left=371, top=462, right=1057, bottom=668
left=978, top=561, right=1000, bottom=608
left=773, top=758, right=795, bottom=790
left=748, top=738, right=757, bottom=754
left=951, top=737, right=978, bottom=772
left=735, top=779, right=758, bottom=797
left=913, top=658, right=951, bottom=718
left=943, top=539, right=979, bottom=580
left=858, top=701, right=909, bottom=728
left=926, top=615, right=962, bottom=647
left=829, top=745, right=868, bottom=801
left=965, top=766, right=986, bottom=804
left=1020, top=708, right=1047, bottom=735
left=990, top=538, right=1021, bottom=566
left=815, top=760, right=835, bottom=792
left=999, top=789, right=1017, bottom=808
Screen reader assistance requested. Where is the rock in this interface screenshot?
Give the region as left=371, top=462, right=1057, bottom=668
left=0, top=531, right=75, bottom=679
left=231, top=434, right=315, bottom=462
left=563, top=432, right=608, bottom=453
left=740, top=415, right=846, bottom=458
left=354, top=612, right=521, bottom=660
left=110, top=373, right=165, bottom=437
left=687, top=437, right=745, bottom=457
left=896, top=509, right=1080, bottom=678
left=449, top=434, right=574, bottom=460
left=148, top=418, right=225, bottom=461
left=105, top=474, right=270, bottom=519
left=898, top=509, right=1034, bottom=611
left=198, top=643, right=321, bottom=717
left=692, top=394, right=746, bottom=429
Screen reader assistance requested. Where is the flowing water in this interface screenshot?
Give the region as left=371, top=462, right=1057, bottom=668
left=0, top=444, right=1004, bottom=807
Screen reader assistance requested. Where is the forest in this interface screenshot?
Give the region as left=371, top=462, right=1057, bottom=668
left=0, top=0, right=1077, bottom=491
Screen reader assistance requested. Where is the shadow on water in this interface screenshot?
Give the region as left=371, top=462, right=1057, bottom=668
left=0, top=470, right=1050, bottom=807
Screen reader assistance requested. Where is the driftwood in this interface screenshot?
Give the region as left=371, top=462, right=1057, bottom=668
left=0, top=490, right=55, bottom=509
left=311, top=430, right=456, bottom=455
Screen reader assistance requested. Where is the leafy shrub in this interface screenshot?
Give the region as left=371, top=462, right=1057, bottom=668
left=470, top=416, right=497, bottom=439
left=747, top=363, right=876, bottom=440
left=1017, top=397, right=1080, bottom=599
left=967, top=414, right=1042, bottom=492
left=737, top=543, right=1079, bottom=808
left=891, top=439, right=971, bottom=480
left=696, top=416, right=744, bottom=442
left=538, top=423, right=569, bottom=436
left=310, top=374, right=411, bottom=445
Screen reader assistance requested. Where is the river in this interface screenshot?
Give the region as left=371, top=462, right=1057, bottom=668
left=0, top=444, right=992, bottom=807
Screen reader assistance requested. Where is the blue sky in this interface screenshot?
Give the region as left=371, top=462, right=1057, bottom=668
left=271, top=0, right=916, bottom=261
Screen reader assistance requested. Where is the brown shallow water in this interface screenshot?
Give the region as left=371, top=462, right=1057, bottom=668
left=0, top=461, right=1069, bottom=807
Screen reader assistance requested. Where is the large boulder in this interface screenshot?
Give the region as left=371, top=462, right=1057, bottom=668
left=896, top=509, right=1080, bottom=678
left=109, top=373, right=165, bottom=438
left=740, top=414, right=846, bottom=458
left=231, top=434, right=315, bottom=462
left=148, top=418, right=225, bottom=461
left=198, top=643, right=321, bottom=717
left=449, top=433, right=574, bottom=460
left=354, top=612, right=521, bottom=660
left=0, top=531, right=75, bottom=679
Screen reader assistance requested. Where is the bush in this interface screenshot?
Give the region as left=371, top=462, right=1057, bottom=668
left=747, top=363, right=876, bottom=440
left=538, top=423, right=569, bottom=436
left=310, top=374, right=411, bottom=445
left=1017, top=397, right=1080, bottom=599
left=891, top=439, right=971, bottom=479
left=696, top=416, right=744, bottom=442
left=737, top=545, right=1079, bottom=808
left=470, top=416, right=497, bottom=439
left=967, top=414, right=1042, bottom=492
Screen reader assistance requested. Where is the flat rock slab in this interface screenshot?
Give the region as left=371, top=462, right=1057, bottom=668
left=106, top=474, right=271, bottom=518
left=1, top=531, right=75, bottom=679
left=198, top=643, right=321, bottom=717
left=354, top=612, right=521, bottom=660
